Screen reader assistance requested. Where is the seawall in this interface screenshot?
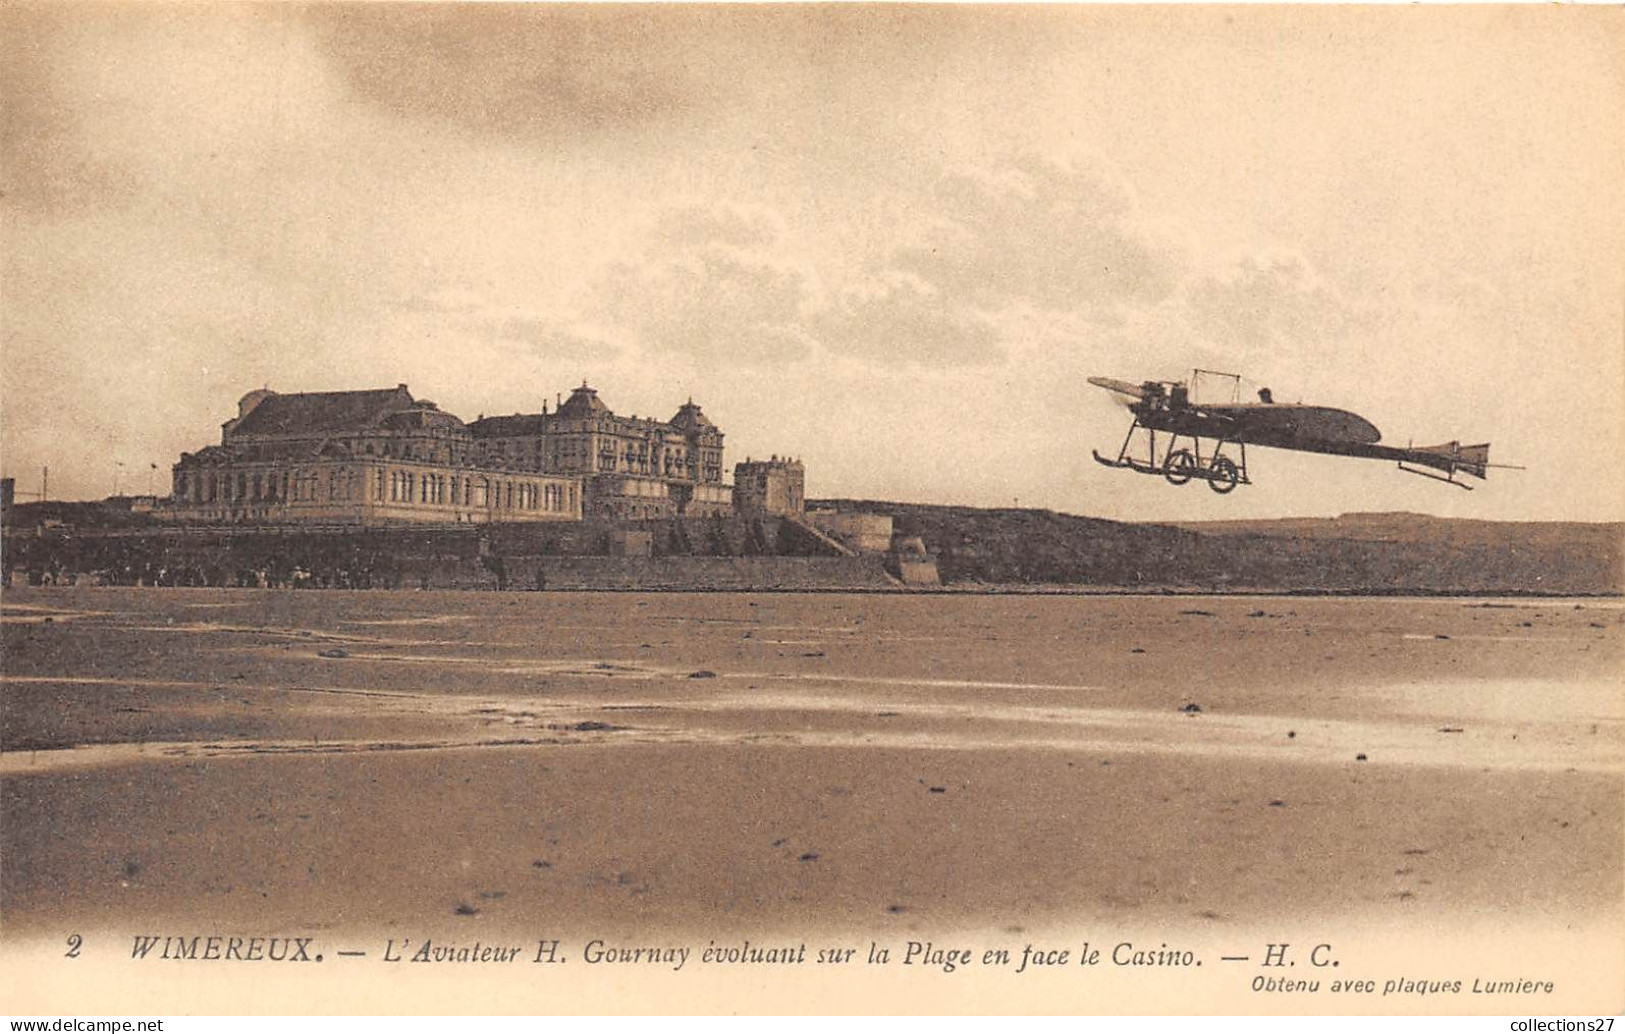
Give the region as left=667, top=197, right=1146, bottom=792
left=0, top=524, right=904, bottom=592
left=519, top=555, right=897, bottom=591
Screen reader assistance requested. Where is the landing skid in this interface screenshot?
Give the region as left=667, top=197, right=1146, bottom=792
left=1397, top=462, right=1473, bottom=490
left=1091, top=451, right=1165, bottom=476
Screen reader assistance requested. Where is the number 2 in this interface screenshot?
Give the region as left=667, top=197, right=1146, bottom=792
left=65, top=934, right=82, bottom=958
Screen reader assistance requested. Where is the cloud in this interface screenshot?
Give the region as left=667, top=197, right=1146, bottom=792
left=2, top=6, right=341, bottom=218
left=793, top=152, right=1185, bottom=368
left=596, top=202, right=820, bottom=366
left=0, top=17, right=140, bottom=217
left=813, top=269, right=1004, bottom=367
left=382, top=206, right=820, bottom=372
left=651, top=203, right=786, bottom=251
left=303, top=5, right=704, bottom=138
left=562, top=155, right=1190, bottom=371
left=893, top=154, right=1184, bottom=314
left=400, top=287, right=488, bottom=314
left=1178, top=248, right=1376, bottom=389
left=391, top=289, right=620, bottom=364
left=488, top=314, right=616, bottom=360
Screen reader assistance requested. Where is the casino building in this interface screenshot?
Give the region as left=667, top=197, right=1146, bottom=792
left=469, top=383, right=731, bottom=521
left=167, top=383, right=736, bottom=525
left=169, top=385, right=581, bottom=525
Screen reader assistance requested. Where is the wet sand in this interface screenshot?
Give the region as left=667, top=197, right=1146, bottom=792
left=3, top=587, right=1621, bottom=944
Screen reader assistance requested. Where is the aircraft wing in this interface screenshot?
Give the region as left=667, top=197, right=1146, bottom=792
left=1087, top=376, right=1145, bottom=402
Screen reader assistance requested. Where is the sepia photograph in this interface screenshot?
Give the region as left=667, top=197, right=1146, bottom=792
left=1, top=2, right=1621, bottom=1017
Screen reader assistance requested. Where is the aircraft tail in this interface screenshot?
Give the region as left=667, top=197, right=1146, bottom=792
left=1415, top=441, right=1491, bottom=480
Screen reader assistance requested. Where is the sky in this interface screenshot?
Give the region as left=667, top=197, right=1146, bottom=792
left=3, top=4, right=1622, bottom=522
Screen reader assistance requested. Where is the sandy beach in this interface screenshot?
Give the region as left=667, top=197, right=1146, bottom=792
left=5, top=587, right=1620, bottom=931
left=2, top=586, right=1621, bottom=1011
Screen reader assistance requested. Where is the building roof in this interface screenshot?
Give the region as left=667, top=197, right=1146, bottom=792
left=229, top=386, right=419, bottom=437
left=736, top=456, right=802, bottom=470
left=468, top=414, right=547, bottom=438
left=556, top=384, right=610, bottom=418
left=381, top=404, right=467, bottom=433
left=669, top=400, right=715, bottom=431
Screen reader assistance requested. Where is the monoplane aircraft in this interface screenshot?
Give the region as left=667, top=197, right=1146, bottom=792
left=1089, top=369, right=1506, bottom=493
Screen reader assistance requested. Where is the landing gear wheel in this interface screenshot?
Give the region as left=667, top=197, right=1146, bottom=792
left=1163, top=449, right=1197, bottom=486
left=1207, top=455, right=1240, bottom=494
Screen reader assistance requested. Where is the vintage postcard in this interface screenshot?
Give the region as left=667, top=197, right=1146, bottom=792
left=1, top=3, right=1621, bottom=1017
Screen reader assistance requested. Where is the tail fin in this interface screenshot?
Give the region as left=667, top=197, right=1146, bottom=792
left=1454, top=442, right=1490, bottom=480
left=1415, top=441, right=1491, bottom=480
